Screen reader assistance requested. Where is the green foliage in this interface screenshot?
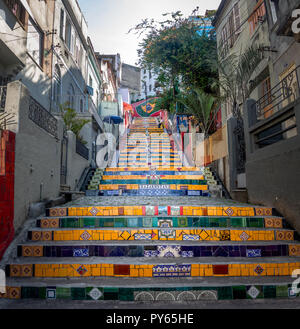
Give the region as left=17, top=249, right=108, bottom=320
left=217, top=45, right=264, bottom=117
left=129, top=10, right=218, bottom=93
left=60, top=102, right=90, bottom=144
left=177, top=88, right=219, bottom=137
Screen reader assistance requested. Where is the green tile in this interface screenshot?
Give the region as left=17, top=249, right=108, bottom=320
left=71, top=288, right=86, bottom=300
left=85, top=287, right=104, bottom=300
left=143, top=218, right=152, bottom=227
left=178, top=217, right=188, bottom=227
left=21, top=287, right=40, bottom=299
left=217, top=287, right=233, bottom=300
left=245, top=286, right=263, bottom=299
left=56, top=287, right=71, bottom=299
left=39, top=287, right=46, bottom=299
left=84, top=218, right=97, bottom=228
left=114, top=218, right=126, bottom=227
left=232, top=286, right=247, bottom=299
left=152, top=218, right=158, bottom=227
left=263, top=286, right=277, bottom=299
left=119, top=288, right=134, bottom=301
left=172, top=218, right=178, bottom=227
left=230, top=218, right=244, bottom=228
left=276, top=285, right=289, bottom=298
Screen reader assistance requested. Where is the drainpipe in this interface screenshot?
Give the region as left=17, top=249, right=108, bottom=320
left=50, top=0, right=56, bottom=113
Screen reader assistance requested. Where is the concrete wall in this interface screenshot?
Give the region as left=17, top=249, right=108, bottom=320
left=5, top=81, right=91, bottom=231
left=5, top=81, right=64, bottom=230
left=65, top=130, right=89, bottom=190
left=244, top=97, right=300, bottom=233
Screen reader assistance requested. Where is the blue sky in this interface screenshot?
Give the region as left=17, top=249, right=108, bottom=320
left=78, top=0, right=222, bottom=66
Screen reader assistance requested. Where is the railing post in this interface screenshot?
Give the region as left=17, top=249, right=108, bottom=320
left=243, top=99, right=257, bottom=158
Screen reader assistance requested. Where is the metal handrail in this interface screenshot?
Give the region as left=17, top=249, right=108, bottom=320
left=253, top=65, right=300, bottom=120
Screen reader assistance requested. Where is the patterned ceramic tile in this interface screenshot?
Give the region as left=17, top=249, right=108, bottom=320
left=76, top=265, right=88, bottom=276
left=153, top=264, right=191, bottom=277
left=49, top=219, right=60, bottom=228
left=8, top=287, right=21, bottom=299
left=33, top=246, right=43, bottom=257
left=224, top=207, right=234, bottom=216
left=144, top=250, right=158, bottom=257
left=254, top=265, right=264, bottom=275
left=145, top=206, right=155, bottom=216
left=42, top=231, right=52, bottom=241
left=88, top=288, right=103, bottom=300
left=220, top=230, right=231, bottom=241
left=246, top=249, right=262, bottom=257
left=120, top=230, right=132, bottom=240
left=46, top=288, right=56, bottom=299
left=143, top=218, right=152, bottom=227
left=289, top=245, right=300, bottom=256
left=157, top=245, right=181, bottom=257
left=134, top=233, right=152, bottom=240
left=182, top=234, right=200, bottom=241
left=171, top=206, right=180, bottom=216
left=89, top=207, right=99, bottom=216
left=247, top=286, right=260, bottom=299
left=197, top=290, right=218, bottom=300
left=21, top=265, right=33, bottom=277
left=80, top=231, right=91, bottom=241
left=239, top=231, right=250, bottom=241
left=199, top=229, right=210, bottom=240
left=159, top=228, right=176, bottom=239
left=73, top=248, right=89, bottom=257
left=181, top=250, right=194, bottom=257
left=158, top=219, right=173, bottom=228
left=158, top=206, right=168, bottom=215
left=22, top=246, right=33, bottom=257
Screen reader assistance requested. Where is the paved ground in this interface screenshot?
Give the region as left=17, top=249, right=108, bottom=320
left=64, top=196, right=256, bottom=207
left=1, top=298, right=300, bottom=309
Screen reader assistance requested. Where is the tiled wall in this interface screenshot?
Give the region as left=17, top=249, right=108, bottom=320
left=0, top=130, right=15, bottom=259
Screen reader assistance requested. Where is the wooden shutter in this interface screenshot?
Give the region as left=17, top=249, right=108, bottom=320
left=234, top=2, right=241, bottom=35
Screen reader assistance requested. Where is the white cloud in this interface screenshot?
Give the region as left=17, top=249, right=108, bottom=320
left=78, top=0, right=221, bottom=66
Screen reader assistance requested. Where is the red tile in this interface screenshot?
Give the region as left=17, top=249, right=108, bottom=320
left=212, top=265, right=229, bottom=275
left=114, top=264, right=130, bottom=275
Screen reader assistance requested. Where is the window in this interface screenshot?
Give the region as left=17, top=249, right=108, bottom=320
left=80, top=99, right=84, bottom=113
left=27, top=18, right=44, bottom=67
left=59, top=9, right=64, bottom=40
left=53, top=65, right=61, bottom=108
left=65, top=17, right=71, bottom=50
left=248, top=0, right=266, bottom=35
left=68, top=84, right=75, bottom=109
left=4, top=0, right=26, bottom=27
left=269, top=0, right=278, bottom=24
left=259, top=77, right=272, bottom=118
left=149, top=85, right=152, bottom=92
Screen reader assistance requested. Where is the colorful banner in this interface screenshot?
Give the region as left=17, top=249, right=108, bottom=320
left=131, top=98, right=161, bottom=117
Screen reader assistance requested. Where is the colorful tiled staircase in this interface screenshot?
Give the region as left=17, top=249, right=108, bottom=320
left=1, top=117, right=300, bottom=303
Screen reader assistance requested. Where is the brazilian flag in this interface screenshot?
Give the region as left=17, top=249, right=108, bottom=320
left=132, top=98, right=161, bottom=117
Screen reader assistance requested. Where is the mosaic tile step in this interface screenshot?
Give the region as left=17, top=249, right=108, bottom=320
left=100, top=190, right=211, bottom=197
left=99, top=180, right=207, bottom=185
left=1, top=280, right=299, bottom=300
left=105, top=167, right=202, bottom=172
left=17, top=242, right=300, bottom=258
left=36, top=216, right=285, bottom=229
left=27, top=228, right=294, bottom=242
left=5, top=258, right=300, bottom=278
left=46, top=205, right=275, bottom=217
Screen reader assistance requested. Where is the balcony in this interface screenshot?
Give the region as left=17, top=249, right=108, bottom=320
left=273, top=0, right=300, bottom=37
left=253, top=65, right=300, bottom=121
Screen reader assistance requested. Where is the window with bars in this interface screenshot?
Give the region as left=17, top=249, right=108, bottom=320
left=4, top=0, right=26, bottom=27
left=26, top=18, right=44, bottom=68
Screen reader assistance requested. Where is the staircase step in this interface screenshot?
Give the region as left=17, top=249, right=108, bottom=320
left=16, top=241, right=300, bottom=258
left=5, top=257, right=300, bottom=279
left=26, top=227, right=295, bottom=242
left=37, top=216, right=285, bottom=229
